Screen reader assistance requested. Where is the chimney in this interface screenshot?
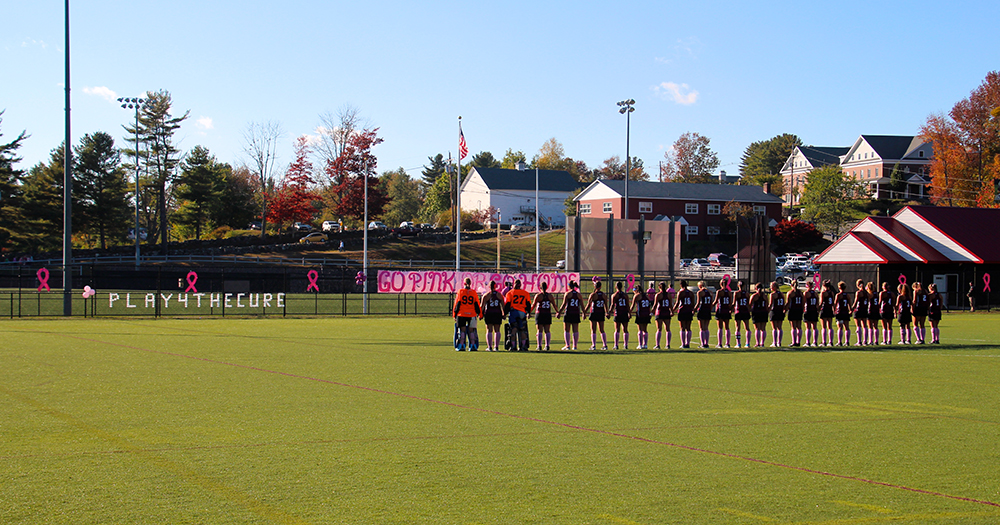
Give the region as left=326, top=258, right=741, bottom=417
left=763, top=182, right=771, bottom=194
left=516, top=160, right=527, bottom=171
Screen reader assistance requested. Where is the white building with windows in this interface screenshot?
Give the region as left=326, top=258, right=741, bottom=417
left=460, top=166, right=582, bottom=228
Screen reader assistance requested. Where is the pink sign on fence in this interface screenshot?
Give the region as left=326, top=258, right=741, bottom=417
left=377, top=271, right=581, bottom=294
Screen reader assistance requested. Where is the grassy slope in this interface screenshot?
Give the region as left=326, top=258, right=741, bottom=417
left=261, top=230, right=567, bottom=267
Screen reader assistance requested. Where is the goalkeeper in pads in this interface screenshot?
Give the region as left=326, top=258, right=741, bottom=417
left=453, top=277, right=482, bottom=351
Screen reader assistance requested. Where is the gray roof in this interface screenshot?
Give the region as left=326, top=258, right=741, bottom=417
left=584, top=180, right=785, bottom=204
left=799, top=145, right=849, bottom=167
left=861, top=135, right=925, bottom=160
left=470, top=167, right=582, bottom=192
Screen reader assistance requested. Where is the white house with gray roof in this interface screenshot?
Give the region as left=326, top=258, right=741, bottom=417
left=460, top=167, right=583, bottom=228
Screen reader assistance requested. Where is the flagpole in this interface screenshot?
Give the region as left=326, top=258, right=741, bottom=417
left=456, top=116, right=462, bottom=271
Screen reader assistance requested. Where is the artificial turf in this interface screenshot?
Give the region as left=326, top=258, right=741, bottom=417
left=2, top=314, right=999, bottom=524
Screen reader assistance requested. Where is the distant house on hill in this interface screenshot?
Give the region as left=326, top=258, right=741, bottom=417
left=779, top=135, right=932, bottom=205
left=460, top=166, right=582, bottom=228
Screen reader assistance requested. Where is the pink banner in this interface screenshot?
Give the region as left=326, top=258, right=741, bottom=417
left=377, top=271, right=581, bottom=294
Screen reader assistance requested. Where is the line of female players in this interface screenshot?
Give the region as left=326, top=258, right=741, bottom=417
left=826, top=278, right=944, bottom=346
left=487, top=277, right=943, bottom=352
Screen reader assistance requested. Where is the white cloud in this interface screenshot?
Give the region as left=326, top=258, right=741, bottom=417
left=21, top=38, right=47, bottom=49
left=653, top=82, right=699, bottom=105
left=83, top=86, right=118, bottom=103
left=196, top=116, right=214, bottom=130
left=654, top=37, right=701, bottom=65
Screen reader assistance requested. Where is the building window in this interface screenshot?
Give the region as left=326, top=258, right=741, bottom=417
left=876, top=168, right=879, bottom=177
left=707, top=204, right=721, bottom=215
left=638, top=201, right=652, bottom=213
left=685, top=203, right=699, bottom=214
left=685, top=226, right=699, bottom=236
left=753, top=205, right=766, bottom=215
left=580, top=203, right=591, bottom=214
left=603, top=202, right=612, bottom=213
left=919, top=151, right=924, bottom=158
left=707, top=226, right=721, bottom=236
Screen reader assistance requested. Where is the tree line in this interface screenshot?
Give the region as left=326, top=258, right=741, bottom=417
left=4, top=72, right=995, bottom=257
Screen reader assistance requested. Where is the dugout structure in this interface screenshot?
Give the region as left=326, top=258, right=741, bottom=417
left=814, top=205, right=1000, bottom=309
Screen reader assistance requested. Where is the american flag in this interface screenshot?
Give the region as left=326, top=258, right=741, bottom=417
left=459, top=129, right=468, bottom=160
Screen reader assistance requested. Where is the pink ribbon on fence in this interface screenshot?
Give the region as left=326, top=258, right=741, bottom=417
left=185, top=271, right=199, bottom=293
left=812, top=272, right=822, bottom=289
left=626, top=273, right=636, bottom=291
left=984, top=273, right=992, bottom=293
left=306, top=270, right=320, bottom=292
left=36, top=268, right=50, bottom=292
left=898, top=274, right=907, bottom=287
left=722, top=274, right=732, bottom=292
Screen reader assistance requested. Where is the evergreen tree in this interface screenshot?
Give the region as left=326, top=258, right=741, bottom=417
left=421, top=153, right=447, bottom=187
left=17, top=145, right=65, bottom=253
left=74, top=131, right=129, bottom=249
left=0, top=111, right=28, bottom=255
left=469, top=151, right=500, bottom=170
left=174, top=145, right=226, bottom=239
left=123, top=90, right=188, bottom=251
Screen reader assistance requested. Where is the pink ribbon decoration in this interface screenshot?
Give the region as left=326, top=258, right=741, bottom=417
left=306, top=270, right=320, bottom=292
left=722, top=274, right=732, bottom=292
left=356, top=271, right=366, bottom=286
left=626, top=273, right=636, bottom=291
left=984, top=273, right=991, bottom=293
left=898, top=274, right=907, bottom=287
left=36, top=268, right=50, bottom=292
left=812, top=272, right=822, bottom=289
left=185, top=271, right=199, bottom=292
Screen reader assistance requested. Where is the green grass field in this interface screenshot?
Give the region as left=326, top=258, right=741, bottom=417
left=3, top=313, right=1000, bottom=524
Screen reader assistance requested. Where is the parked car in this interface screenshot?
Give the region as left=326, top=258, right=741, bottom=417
left=708, top=253, right=733, bottom=267
left=391, top=225, right=421, bottom=238
left=680, top=258, right=691, bottom=268
left=294, top=222, right=313, bottom=232
left=298, top=232, right=328, bottom=244
left=510, top=222, right=534, bottom=232
left=248, top=221, right=262, bottom=231
left=556, top=259, right=566, bottom=269
left=367, top=221, right=387, bottom=231
left=399, top=221, right=415, bottom=228
left=322, top=220, right=341, bottom=232
left=418, top=223, right=433, bottom=230
left=689, top=258, right=710, bottom=268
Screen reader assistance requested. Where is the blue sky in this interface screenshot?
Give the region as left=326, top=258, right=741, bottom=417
left=3, top=1, right=998, bottom=180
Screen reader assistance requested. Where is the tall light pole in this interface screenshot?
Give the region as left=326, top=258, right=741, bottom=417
left=62, top=0, right=72, bottom=316
left=535, top=166, right=540, bottom=272
left=617, top=99, right=635, bottom=220
left=119, top=97, right=146, bottom=267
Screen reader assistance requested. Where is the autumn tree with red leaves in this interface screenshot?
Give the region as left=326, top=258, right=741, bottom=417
left=773, top=219, right=824, bottom=252
left=660, top=132, right=720, bottom=183
left=920, top=71, right=1000, bottom=207
left=268, top=136, right=319, bottom=227
left=324, top=128, right=386, bottom=222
